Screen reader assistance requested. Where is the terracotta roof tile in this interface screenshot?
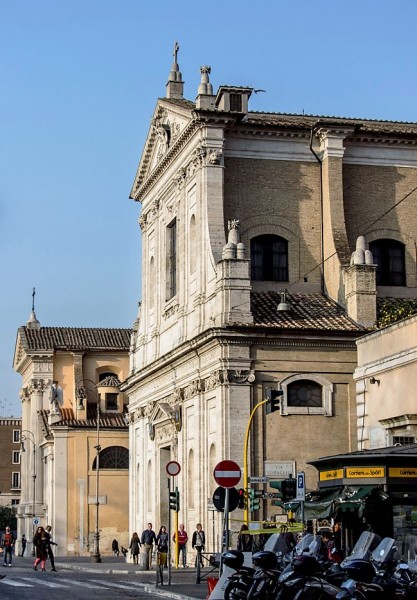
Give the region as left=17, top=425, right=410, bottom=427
left=248, top=292, right=366, bottom=332
left=39, top=408, right=128, bottom=429
left=21, top=327, right=131, bottom=352
left=243, top=112, right=417, bottom=136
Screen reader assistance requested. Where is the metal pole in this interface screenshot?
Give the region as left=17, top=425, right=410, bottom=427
left=243, top=399, right=268, bottom=525
left=93, top=394, right=101, bottom=562
left=168, top=478, right=172, bottom=586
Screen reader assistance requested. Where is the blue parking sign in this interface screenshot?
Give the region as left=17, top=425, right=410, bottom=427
left=296, top=472, right=305, bottom=501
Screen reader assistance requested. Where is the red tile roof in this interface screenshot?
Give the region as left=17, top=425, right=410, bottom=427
left=39, top=408, right=128, bottom=429
left=20, top=326, right=131, bottom=352
left=249, top=292, right=366, bottom=332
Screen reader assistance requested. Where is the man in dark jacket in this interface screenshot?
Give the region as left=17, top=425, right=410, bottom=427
left=141, top=523, right=157, bottom=569
left=1, top=527, right=15, bottom=566
left=45, top=525, right=57, bottom=571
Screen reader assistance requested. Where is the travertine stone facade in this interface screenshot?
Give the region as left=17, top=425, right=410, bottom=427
left=124, top=50, right=417, bottom=545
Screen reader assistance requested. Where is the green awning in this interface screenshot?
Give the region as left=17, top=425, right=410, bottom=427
left=285, top=488, right=342, bottom=520
left=336, top=486, right=374, bottom=512
left=284, top=486, right=375, bottom=520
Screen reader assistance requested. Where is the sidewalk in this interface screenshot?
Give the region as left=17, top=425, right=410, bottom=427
left=51, top=556, right=218, bottom=600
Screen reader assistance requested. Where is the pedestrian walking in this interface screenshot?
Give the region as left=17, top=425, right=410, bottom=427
left=156, top=526, right=169, bottom=567
left=172, top=523, right=188, bottom=568
left=192, top=523, right=205, bottom=567
left=46, top=525, right=57, bottom=571
left=112, top=538, right=120, bottom=557
left=140, top=523, right=156, bottom=569
left=33, top=526, right=49, bottom=571
left=1, top=526, right=15, bottom=566
left=20, top=534, right=27, bottom=557
left=129, top=532, right=141, bottom=564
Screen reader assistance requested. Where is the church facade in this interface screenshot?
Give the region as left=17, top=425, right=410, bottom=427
left=123, top=48, right=417, bottom=546
left=13, top=310, right=131, bottom=557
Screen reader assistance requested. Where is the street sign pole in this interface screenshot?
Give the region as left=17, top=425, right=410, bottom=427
left=168, top=478, right=172, bottom=585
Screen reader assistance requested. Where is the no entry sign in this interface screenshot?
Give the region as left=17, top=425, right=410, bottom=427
left=213, top=460, right=241, bottom=488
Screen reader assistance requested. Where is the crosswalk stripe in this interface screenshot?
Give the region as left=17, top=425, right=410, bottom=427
left=18, top=576, right=68, bottom=588
left=57, top=577, right=109, bottom=589
left=89, top=578, right=144, bottom=590
left=0, top=580, right=32, bottom=587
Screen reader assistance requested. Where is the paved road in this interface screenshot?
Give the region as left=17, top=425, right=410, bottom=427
left=0, top=556, right=215, bottom=599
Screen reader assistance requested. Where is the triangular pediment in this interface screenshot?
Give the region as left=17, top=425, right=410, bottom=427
left=130, top=98, right=195, bottom=200
left=13, top=328, right=27, bottom=372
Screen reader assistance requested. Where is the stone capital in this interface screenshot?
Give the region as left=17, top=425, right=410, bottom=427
left=316, top=127, right=355, bottom=159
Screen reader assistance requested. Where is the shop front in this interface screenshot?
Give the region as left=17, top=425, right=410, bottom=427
left=291, top=445, right=417, bottom=556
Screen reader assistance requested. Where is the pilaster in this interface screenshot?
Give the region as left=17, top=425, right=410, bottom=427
left=317, top=127, right=354, bottom=304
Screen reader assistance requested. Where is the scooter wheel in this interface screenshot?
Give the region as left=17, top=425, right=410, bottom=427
left=224, top=580, right=250, bottom=600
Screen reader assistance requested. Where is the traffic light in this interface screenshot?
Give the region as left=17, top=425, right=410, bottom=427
left=269, top=480, right=284, bottom=507
left=248, top=488, right=263, bottom=512
left=169, top=487, right=180, bottom=512
left=265, top=388, right=284, bottom=414
left=282, top=477, right=296, bottom=502
left=238, top=488, right=247, bottom=510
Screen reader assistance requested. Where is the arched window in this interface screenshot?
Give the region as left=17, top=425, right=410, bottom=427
left=190, top=215, right=196, bottom=274
left=251, top=234, right=288, bottom=281
left=287, top=380, right=322, bottom=407
left=369, top=239, right=406, bottom=286
left=277, top=374, right=333, bottom=416
left=93, top=446, right=128, bottom=469
left=149, top=256, right=155, bottom=307
left=188, top=449, right=195, bottom=509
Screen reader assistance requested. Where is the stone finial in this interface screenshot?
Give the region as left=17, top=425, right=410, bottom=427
left=222, top=220, right=246, bottom=260
left=166, top=41, right=184, bottom=99
left=351, top=236, right=373, bottom=266
left=27, top=287, right=40, bottom=330
left=198, top=66, right=213, bottom=95
left=196, top=66, right=215, bottom=110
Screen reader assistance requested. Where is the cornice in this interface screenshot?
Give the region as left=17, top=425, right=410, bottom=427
left=122, top=327, right=358, bottom=396
left=131, top=118, right=202, bottom=202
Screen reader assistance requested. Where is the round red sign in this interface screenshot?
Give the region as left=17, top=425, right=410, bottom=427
left=166, top=461, right=181, bottom=476
left=213, top=460, right=241, bottom=488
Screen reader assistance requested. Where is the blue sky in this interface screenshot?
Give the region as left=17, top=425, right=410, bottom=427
left=1, top=0, right=417, bottom=417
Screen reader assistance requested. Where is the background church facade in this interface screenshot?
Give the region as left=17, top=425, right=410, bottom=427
left=123, top=50, right=417, bottom=547
left=13, top=309, right=131, bottom=557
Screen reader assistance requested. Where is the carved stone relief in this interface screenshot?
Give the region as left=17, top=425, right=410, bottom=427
left=28, top=379, right=48, bottom=394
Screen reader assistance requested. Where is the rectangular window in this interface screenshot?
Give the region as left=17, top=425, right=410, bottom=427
left=230, top=94, right=242, bottom=112
left=166, top=219, right=177, bottom=301
left=12, top=451, right=20, bottom=464
left=11, top=499, right=20, bottom=506
left=392, top=436, right=415, bottom=446
left=106, top=393, right=118, bottom=411
left=11, top=472, right=20, bottom=489
left=13, top=430, right=20, bottom=443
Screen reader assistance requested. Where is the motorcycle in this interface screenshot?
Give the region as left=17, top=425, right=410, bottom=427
left=222, top=550, right=256, bottom=600
left=336, top=536, right=417, bottom=599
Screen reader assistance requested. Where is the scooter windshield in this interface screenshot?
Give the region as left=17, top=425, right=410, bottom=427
left=371, top=537, right=397, bottom=566
left=341, top=531, right=380, bottom=566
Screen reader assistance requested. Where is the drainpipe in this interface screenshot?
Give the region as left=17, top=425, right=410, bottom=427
left=309, top=125, right=324, bottom=294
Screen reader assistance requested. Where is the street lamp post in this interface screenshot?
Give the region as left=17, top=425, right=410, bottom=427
left=20, top=430, right=37, bottom=557
left=76, top=378, right=101, bottom=563
left=243, top=399, right=268, bottom=526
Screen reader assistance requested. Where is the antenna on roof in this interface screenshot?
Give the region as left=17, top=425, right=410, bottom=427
left=32, top=287, right=36, bottom=312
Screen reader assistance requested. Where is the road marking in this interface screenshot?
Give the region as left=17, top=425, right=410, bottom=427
left=0, top=579, right=32, bottom=587
left=89, top=578, right=144, bottom=590
left=18, top=576, right=69, bottom=588
left=58, top=577, right=109, bottom=589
